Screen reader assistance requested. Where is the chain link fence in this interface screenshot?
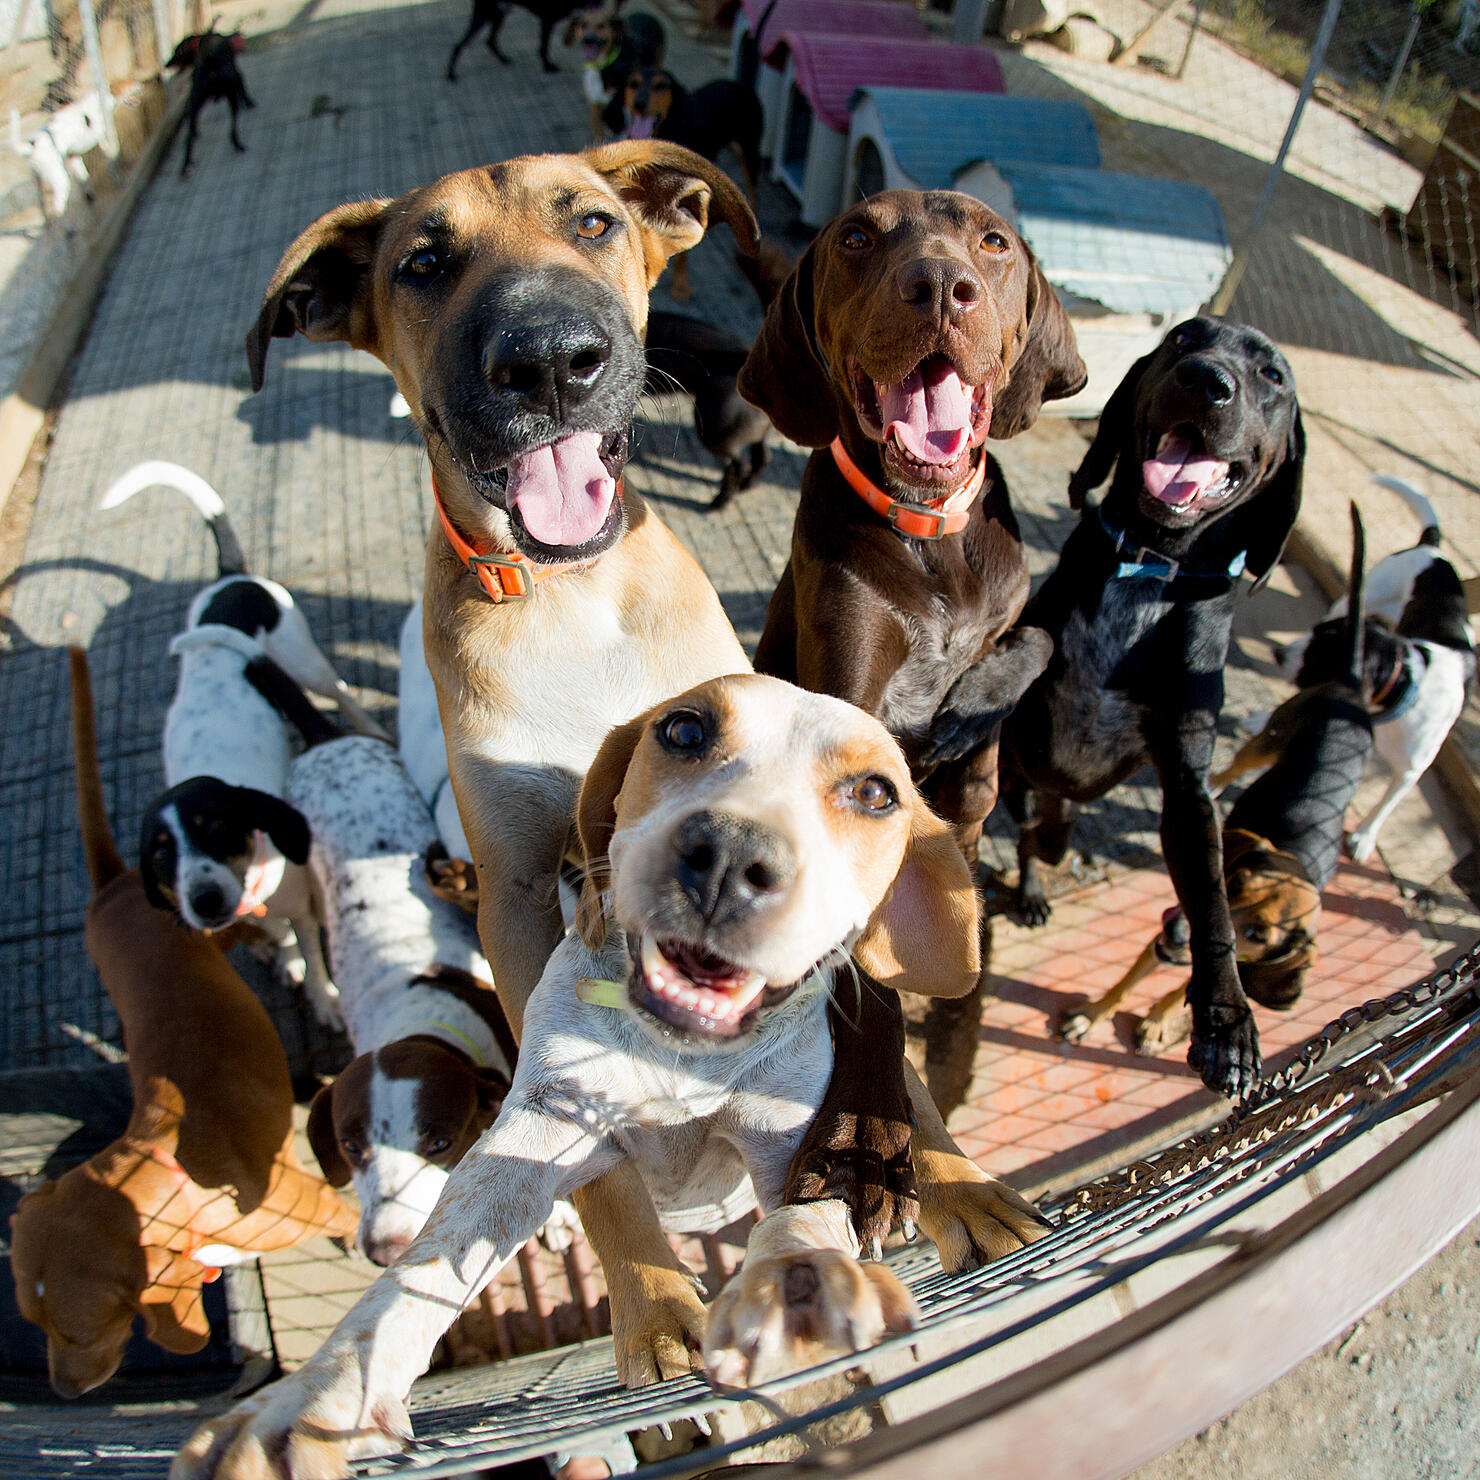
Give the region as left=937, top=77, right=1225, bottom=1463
left=0, top=0, right=193, bottom=395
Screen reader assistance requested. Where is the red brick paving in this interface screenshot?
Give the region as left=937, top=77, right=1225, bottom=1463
left=960, top=857, right=1436, bottom=1189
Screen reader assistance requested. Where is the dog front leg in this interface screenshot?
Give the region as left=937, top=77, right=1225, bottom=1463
left=180, top=107, right=201, bottom=176
left=573, top=1164, right=708, bottom=1386
left=227, top=93, right=245, bottom=152
left=1058, top=934, right=1161, bottom=1043
left=918, top=625, right=1054, bottom=772
left=1346, top=766, right=1421, bottom=863
left=1152, top=739, right=1259, bottom=1098
left=290, top=914, right=342, bottom=1029
left=704, top=1201, right=918, bottom=1388
left=909, top=1060, right=1050, bottom=1270
left=172, top=1104, right=608, bottom=1479
left=784, top=977, right=917, bottom=1254
left=537, top=11, right=559, bottom=70
left=486, top=2, right=512, bottom=63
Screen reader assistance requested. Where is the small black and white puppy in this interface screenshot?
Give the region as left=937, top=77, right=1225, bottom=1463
left=166, top=28, right=255, bottom=178
left=1277, top=474, right=1475, bottom=862
left=99, top=462, right=387, bottom=1021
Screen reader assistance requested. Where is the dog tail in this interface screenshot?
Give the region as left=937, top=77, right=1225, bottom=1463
left=1372, top=473, right=1441, bottom=548
left=69, top=646, right=126, bottom=888
left=245, top=655, right=344, bottom=748
left=98, top=461, right=248, bottom=576
left=1344, top=502, right=1366, bottom=687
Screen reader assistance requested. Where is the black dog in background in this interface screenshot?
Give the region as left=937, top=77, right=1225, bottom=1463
left=166, top=29, right=254, bottom=177
left=447, top=0, right=591, bottom=77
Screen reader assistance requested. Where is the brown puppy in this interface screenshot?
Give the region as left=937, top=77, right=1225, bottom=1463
left=742, top=190, right=1083, bottom=1127
left=9, top=649, right=354, bottom=1399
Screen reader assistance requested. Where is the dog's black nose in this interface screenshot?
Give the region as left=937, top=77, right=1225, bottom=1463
left=898, top=257, right=981, bottom=322
left=1174, top=357, right=1236, bottom=406
left=672, top=811, right=797, bottom=922
left=483, top=316, right=612, bottom=419
left=189, top=883, right=226, bottom=919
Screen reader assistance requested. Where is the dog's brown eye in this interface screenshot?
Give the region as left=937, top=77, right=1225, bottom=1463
left=848, top=776, right=897, bottom=812
left=1243, top=924, right=1269, bottom=942
left=981, top=230, right=1010, bottom=254
left=659, top=710, right=708, bottom=753
left=339, top=1136, right=362, bottom=1159
left=423, top=1136, right=451, bottom=1155
left=402, top=247, right=442, bottom=280
left=839, top=227, right=870, bottom=251
left=1260, top=365, right=1284, bottom=385
left=576, top=213, right=613, bottom=240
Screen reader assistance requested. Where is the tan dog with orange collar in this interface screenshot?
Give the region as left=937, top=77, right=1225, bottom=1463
left=8, top=648, right=355, bottom=1399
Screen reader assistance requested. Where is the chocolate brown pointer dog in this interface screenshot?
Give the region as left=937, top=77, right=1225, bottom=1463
left=1002, top=317, right=1305, bottom=1098
left=740, top=188, right=1083, bottom=1159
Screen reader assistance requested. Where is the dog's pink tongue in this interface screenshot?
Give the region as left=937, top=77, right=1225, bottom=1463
left=627, top=114, right=657, bottom=139
left=879, top=361, right=975, bottom=463
left=505, top=432, right=615, bottom=548
left=1143, top=434, right=1230, bottom=508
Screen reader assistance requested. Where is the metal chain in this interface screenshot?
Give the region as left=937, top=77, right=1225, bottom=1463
left=1060, top=938, right=1480, bottom=1217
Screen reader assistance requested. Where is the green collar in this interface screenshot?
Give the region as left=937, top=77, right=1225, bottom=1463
left=576, top=976, right=628, bottom=1010
left=425, top=1019, right=489, bottom=1067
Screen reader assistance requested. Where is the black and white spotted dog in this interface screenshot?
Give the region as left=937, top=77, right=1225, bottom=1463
left=100, top=461, right=388, bottom=1020
left=1278, top=474, right=1475, bottom=862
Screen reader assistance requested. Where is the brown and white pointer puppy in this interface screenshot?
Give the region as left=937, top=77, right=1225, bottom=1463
left=741, top=188, right=1084, bottom=1117
left=244, top=145, right=1035, bottom=1390
left=10, top=650, right=354, bottom=1399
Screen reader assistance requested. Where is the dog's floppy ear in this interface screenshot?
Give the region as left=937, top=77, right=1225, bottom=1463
left=138, top=1248, right=212, bottom=1355
left=306, top=1082, right=349, bottom=1187
left=246, top=198, right=389, bottom=392
left=1066, top=348, right=1154, bottom=510
left=854, top=802, right=980, bottom=999
left=990, top=248, right=1086, bottom=440
left=574, top=710, right=651, bottom=948
left=586, top=140, right=759, bottom=285
left=475, top=1066, right=512, bottom=1126
left=244, top=791, right=312, bottom=866
left=137, top=813, right=173, bottom=911
left=737, top=239, right=839, bottom=447
left=1242, top=405, right=1304, bottom=593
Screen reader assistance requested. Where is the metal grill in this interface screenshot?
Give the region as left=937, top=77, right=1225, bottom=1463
left=4, top=946, right=1476, bottom=1478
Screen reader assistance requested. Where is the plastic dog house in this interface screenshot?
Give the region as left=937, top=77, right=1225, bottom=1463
left=771, top=34, right=1006, bottom=225
left=728, top=0, right=930, bottom=159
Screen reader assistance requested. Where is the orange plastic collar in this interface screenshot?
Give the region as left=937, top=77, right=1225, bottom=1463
left=431, top=469, right=617, bottom=603
left=829, top=437, right=986, bottom=540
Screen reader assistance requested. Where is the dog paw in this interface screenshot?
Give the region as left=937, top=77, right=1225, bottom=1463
left=1134, top=1008, right=1188, bottom=1056
left=1057, top=1008, right=1093, bottom=1043
left=1344, top=829, right=1376, bottom=864
left=608, top=1264, right=707, bottom=1387
left=425, top=846, right=479, bottom=915
left=305, top=979, right=344, bottom=1032
left=920, top=1166, right=1050, bottom=1273
left=170, top=1365, right=408, bottom=1479
left=1188, top=1000, right=1261, bottom=1099
left=704, top=1250, right=917, bottom=1388
left=273, top=946, right=308, bottom=988
left=538, top=1200, right=582, bottom=1254
left=1016, top=886, right=1052, bottom=928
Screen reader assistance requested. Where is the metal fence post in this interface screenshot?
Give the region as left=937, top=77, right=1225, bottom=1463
left=1209, top=0, right=1344, bottom=316
left=75, top=0, right=117, bottom=151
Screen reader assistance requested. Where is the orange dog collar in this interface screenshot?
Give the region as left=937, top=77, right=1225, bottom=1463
left=431, top=468, right=616, bottom=603
left=829, top=437, right=986, bottom=541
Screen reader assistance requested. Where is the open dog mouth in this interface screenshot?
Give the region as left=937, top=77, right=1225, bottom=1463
left=628, top=934, right=791, bottom=1040
left=1141, top=426, right=1243, bottom=520
left=469, top=427, right=628, bottom=556
left=853, top=355, right=991, bottom=489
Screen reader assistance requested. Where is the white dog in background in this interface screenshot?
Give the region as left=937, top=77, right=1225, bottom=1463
left=9, top=92, right=110, bottom=220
